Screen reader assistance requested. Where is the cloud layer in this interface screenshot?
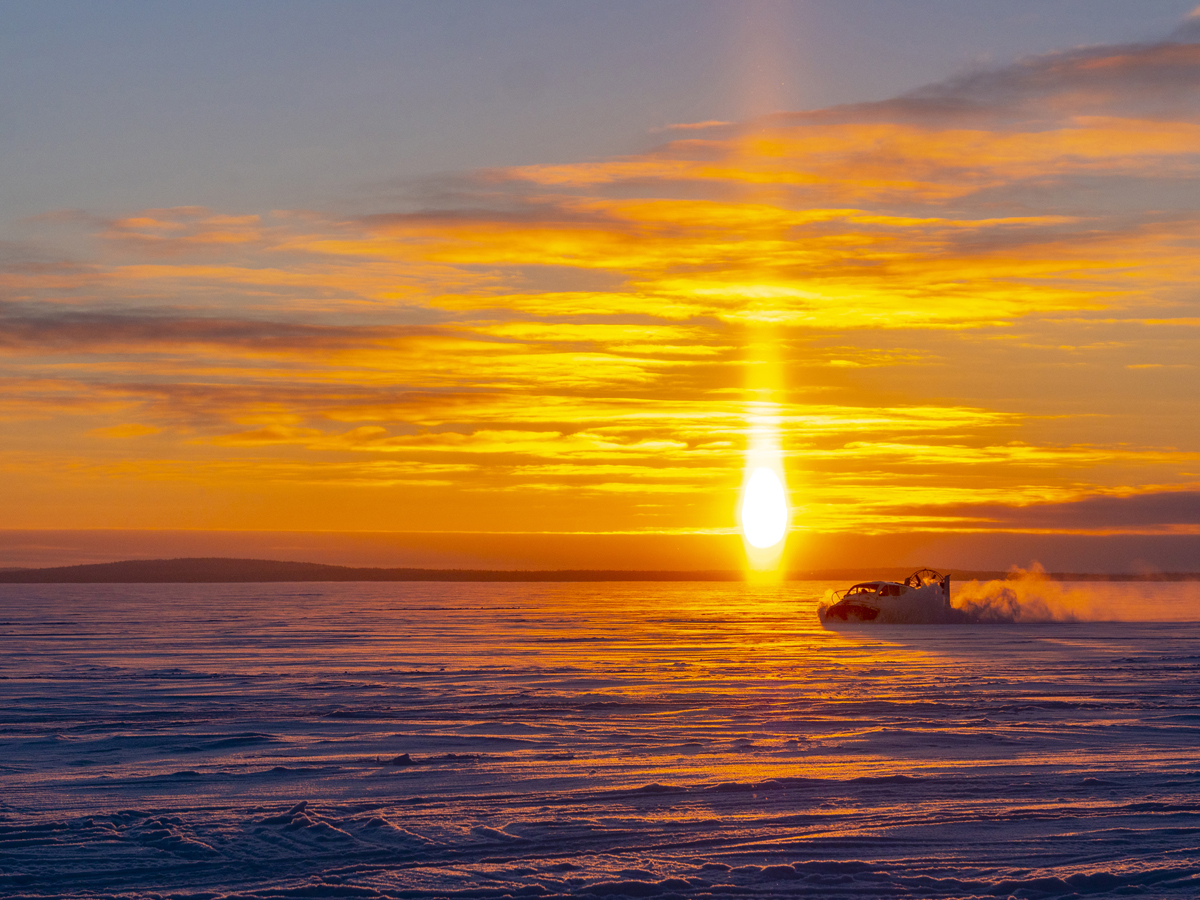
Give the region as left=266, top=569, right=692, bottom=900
left=3, top=30, right=1200, bottom=538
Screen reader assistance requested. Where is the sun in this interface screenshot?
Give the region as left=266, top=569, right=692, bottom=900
left=740, top=466, right=789, bottom=549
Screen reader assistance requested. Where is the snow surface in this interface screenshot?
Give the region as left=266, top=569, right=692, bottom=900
left=2, top=580, right=1199, bottom=899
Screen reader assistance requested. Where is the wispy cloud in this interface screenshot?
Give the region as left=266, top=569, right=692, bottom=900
left=4, top=27, right=1200, bottom=535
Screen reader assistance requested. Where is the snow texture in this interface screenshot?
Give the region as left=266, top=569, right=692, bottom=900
left=2, top=580, right=1200, bottom=898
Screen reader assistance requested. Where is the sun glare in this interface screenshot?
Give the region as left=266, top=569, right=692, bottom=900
left=740, top=466, right=788, bottom=549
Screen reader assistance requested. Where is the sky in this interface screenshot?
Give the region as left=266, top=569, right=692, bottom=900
left=3, top=1, right=1200, bottom=571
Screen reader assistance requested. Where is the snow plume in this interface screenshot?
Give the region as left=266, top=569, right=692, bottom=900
left=953, top=565, right=1090, bottom=623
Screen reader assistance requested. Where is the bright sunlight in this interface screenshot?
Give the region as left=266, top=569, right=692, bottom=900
left=740, top=466, right=789, bottom=549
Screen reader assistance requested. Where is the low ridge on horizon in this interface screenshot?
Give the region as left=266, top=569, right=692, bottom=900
left=1, top=557, right=1197, bottom=584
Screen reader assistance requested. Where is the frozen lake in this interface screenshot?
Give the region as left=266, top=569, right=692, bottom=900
left=2, top=580, right=1199, bottom=898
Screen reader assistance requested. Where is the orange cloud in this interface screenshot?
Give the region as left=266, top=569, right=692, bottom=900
left=4, top=33, right=1200, bottom=539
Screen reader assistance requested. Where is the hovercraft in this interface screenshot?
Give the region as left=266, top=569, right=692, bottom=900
left=819, top=568, right=952, bottom=625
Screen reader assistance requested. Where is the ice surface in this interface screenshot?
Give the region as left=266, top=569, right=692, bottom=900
left=2, top=580, right=1200, bottom=898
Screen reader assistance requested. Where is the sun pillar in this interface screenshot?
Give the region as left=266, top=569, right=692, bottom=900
left=739, top=331, right=791, bottom=577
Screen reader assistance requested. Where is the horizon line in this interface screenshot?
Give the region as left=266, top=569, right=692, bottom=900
left=2, top=557, right=1198, bottom=584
